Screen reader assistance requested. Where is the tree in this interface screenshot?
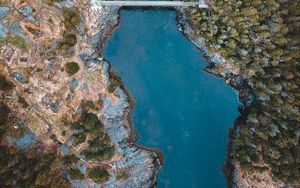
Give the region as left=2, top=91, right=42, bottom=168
left=65, top=62, right=80, bottom=76
left=87, top=168, right=110, bottom=184
left=69, top=168, right=85, bottom=180
left=0, top=75, right=14, bottom=91
left=62, top=154, right=80, bottom=166
left=81, top=112, right=100, bottom=131
left=63, top=9, right=81, bottom=30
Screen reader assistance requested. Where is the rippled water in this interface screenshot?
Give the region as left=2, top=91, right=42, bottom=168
left=104, top=9, right=239, bottom=188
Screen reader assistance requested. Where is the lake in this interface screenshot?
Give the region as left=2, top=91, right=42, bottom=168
left=104, top=9, right=239, bottom=188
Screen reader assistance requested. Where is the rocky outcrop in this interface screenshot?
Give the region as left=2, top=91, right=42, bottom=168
left=0, top=0, right=161, bottom=187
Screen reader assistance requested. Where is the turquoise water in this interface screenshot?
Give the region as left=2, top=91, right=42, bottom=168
left=104, top=10, right=239, bottom=188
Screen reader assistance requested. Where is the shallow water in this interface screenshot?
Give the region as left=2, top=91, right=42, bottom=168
left=104, top=10, right=239, bottom=188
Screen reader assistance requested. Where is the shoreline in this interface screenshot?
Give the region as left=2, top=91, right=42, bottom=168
left=175, top=7, right=256, bottom=187
left=97, top=6, right=164, bottom=186
left=98, top=6, right=252, bottom=187
left=99, top=6, right=248, bottom=187
left=107, top=62, right=165, bottom=167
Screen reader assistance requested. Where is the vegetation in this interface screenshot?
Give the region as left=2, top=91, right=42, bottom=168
left=62, top=154, right=80, bottom=167
left=81, top=134, right=115, bottom=161
left=18, top=96, right=29, bottom=108
left=44, top=0, right=65, bottom=6
left=116, top=168, right=130, bottom=181
left=25, top=25, right=40, bottom=35
left=87, top=168, right=110, bottom=184
left=81, top=100, right=99, bottom=111
left=0, top=103, right=10, bottom=130
left=69, top=168, right=85, bottom=180
left=107, top=79, right=121, bottom=93
left=64, top=34, right=77, bottom=46
left=59, top=34, right=77, bottom=50
left=6, top=33, right=28, bottom=51
left=0, top=1, right=114, bottom=186
left=65, top=62, right=80, bottom=76
left=186, top=0, right=300, bottom=184
left=62, top=9, right=81, bottom=30
left=0, top=145, right=71, bottom=187
left=70, top=112, right=115, bottom=161
left=0, top=75, right=14, bottom=91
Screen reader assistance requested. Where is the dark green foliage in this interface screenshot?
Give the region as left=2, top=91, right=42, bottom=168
left=187, top=0, right=300, bottom=184
left=0, top=145, right=10, bottom=166
left=18, top=96, right=28, bottom=108
left=0, top=145, right=71, bottom=187
left=0, top=75, right=14, bottom=91
left=71, top=122, right=82, bottom=130
left=63, top=34, right=77, bottom=47
left=107, top=79, right=120, bottom=93
left=81, top=100, right=99, bottom=111
left=87, top=168, right=110, bottom=184
left=69, top=168, right=85, bottom=180
left=69, top=112, right=115, bottom=161
left=62, top=9, right=81, bottom=30
left=81, top=135, right=115, bottom=161
left=81, top=112, right=101, bottom=131
left=72, top=132, right=86, bottom=145
left=65, top=62, right=79, bottom=76
left=62, top=154, right=80, bottom=166
left=59, top=34, right=77, bottom=50
left=0, top=103, right=10, bottom=126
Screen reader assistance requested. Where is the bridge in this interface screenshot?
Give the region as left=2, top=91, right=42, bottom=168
left=99, top=0, right=209, bottom=8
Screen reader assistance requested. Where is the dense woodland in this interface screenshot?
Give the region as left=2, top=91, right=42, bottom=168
left=187, top=0, right=299, bottom=184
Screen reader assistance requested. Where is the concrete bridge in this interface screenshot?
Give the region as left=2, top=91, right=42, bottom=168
left=99, top=0, right=209, bottom=8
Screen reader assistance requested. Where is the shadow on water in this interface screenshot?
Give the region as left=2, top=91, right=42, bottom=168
left=104, top=9, right=239, bottom=188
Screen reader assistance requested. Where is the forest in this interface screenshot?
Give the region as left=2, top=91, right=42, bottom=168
left=187, top=0, right=299, bottom=184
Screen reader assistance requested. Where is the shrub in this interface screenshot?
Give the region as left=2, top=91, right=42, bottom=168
left=7, top=34, right=28, bottom=51
left=63, top=34, right=77, bottom=46
left=25, top=25, right=39, bottom=35
left=69, top=168, right=85, bottom=180
left=18, top=96, right=28, bottom=108
left=82, top=137, right=115, bottom=161
left=65, top=62, right=79, bottom=76
left=72, top=133, right=86, bottom=145
left=63, top=154, right=80, bottom=166
left=0, top=103, right=10, bottom=131
left=45, top=0, right=64, bottom=6
left=59, top=34, right=77, bottom=50
left=107, top=79, right=120, bottom=93
left=62, top=9, right=81, bottom=30
left=87, top=168, right=110, bottom=184
left=81, top=112, right=102, bottom=131
left=81, top=100, right=98, bottom=111
left=0, top=75, right=14, bottom=91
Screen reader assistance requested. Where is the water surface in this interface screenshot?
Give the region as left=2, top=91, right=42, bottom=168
left=104, top=10, right=239, bottom=188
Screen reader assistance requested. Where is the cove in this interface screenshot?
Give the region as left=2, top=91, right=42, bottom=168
left=104, top=10, right=239, bottom=188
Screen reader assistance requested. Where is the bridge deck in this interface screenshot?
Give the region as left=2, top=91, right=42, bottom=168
left=99, top=1, right=209, bottom=8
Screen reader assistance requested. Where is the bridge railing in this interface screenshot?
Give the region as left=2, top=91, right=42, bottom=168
left=99, top=0, right=209, bottom=8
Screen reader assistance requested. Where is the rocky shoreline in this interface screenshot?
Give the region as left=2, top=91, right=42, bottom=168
left=100, top=5, right=256, bottom=187
left=0, top=0, right=162, bottom=187
left=176, top=6, right=298, bottom=188
left=86, top=2, right=163, bottom=187
left=176, top=7, right=256, bottom=188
